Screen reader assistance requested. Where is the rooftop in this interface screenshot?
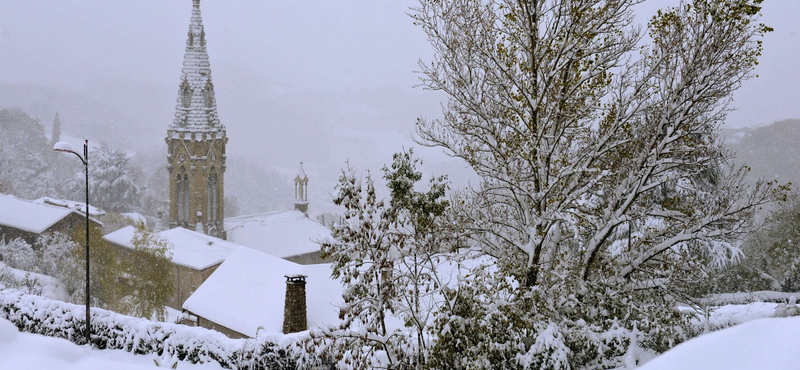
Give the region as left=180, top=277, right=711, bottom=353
left=0, top=195, right=77, bottom=234
left=103, top=226, right=237, bottom=270
left=182, top=246, right=343, bottom=337
left=224, top=210, right=331, bottom=258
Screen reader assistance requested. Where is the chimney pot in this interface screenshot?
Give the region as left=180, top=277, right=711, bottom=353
left=283, top=274, right=308, bottom=333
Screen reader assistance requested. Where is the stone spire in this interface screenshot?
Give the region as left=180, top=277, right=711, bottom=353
left=170, top=0, right=222, bottom=131
left=166, top=0, right=228, bottom=239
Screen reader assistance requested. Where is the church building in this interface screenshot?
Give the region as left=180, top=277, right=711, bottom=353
left=166, top=0, right=227, bottom=238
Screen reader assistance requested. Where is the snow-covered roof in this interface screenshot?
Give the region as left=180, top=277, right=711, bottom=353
left=0, top=195, right=77, bottom=234
left=33, top=197, right=106, bottom=217
left=103, top=226, right=237, bottom=270
left=182, top=247, right=343, bottom=337
left=224, top=210, right=331, bottom=258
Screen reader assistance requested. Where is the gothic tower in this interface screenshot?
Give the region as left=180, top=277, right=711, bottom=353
left=166, top=0, right=227, bottom=238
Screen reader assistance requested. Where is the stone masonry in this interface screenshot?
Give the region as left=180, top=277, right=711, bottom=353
left=283, top=275, right=308, bottom=334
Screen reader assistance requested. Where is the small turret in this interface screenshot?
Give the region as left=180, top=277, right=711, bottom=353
left=294, top=162, right=309, bottom=215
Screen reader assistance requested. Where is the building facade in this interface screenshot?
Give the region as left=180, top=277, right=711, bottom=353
left=167, top=0, right=227, bottom=238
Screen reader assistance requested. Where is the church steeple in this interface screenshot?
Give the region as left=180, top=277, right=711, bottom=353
left=171, top=0, right=220, bottom=129
left=166, top=0, right=227, bottom=239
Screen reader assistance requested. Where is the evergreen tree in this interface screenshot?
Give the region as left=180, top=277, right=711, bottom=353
left=67, top=141, right=141, bottom=213
left=317, top=150, right=456, bottom=369
left=0, top=109, right=59, bottom=199
left=50, top=112, right=61, bottom=148
left=710, top=191, right=800, bottom=293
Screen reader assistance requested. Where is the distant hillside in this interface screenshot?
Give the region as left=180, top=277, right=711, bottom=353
left=0, top=82, right=169, bottom=154
left=727, top=119, right=800, bottom=187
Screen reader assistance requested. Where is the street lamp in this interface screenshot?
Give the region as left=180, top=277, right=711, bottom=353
left=53, top=139, right=91, bottom=344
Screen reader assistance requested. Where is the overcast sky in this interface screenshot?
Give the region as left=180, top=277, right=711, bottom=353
left=1, top=0, right=798, bottom=208
left=1, top=0, right=798, bottom=123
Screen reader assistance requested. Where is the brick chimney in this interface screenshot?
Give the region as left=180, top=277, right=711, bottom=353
left=283, top=274, right=308, bottom=333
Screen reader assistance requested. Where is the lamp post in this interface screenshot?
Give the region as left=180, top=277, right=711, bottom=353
left=53, top=139, right=91, bottom=344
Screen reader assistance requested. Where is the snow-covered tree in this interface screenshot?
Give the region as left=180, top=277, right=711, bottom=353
left=0, top=109, right=60, bottom=199
left=709, top=191, right=800, bottom=293
left=412, top=0, right=779, bottom=367
left=67, top=141, right=140, bottom=213
left=317, top=151, right=457, bottom=369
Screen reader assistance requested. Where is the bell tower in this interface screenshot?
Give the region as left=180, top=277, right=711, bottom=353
left=166, top=0, right=227, bottom=238
left=294, top=162, right=309, bottom=214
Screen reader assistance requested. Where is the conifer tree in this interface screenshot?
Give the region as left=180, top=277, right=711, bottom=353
left=50, top=112, right=61, bottom=148
left=317, top=150, right=455, bottom=369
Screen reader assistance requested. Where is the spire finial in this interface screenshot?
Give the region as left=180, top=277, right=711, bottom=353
left=193, top=0, right=200, bottom=8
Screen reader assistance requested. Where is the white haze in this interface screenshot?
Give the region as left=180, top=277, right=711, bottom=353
left=0, top=0, right=797, bottom=211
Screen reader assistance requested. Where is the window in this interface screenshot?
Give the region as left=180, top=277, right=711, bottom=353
left=177, top=171, right=190, bottom=226
left=183, top=174, right=190, bottom=224
left=207, top=171, right=218, bottom=224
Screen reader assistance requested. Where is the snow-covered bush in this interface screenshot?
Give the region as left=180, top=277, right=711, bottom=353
left=0, top=289, right=313, bottom=369
left=37, top=233, right=82, bottom=299
left=0, top=238, right=38, bottom=272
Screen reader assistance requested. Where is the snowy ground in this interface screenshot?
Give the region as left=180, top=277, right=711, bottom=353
left=0, top=317, right=223, bottom=370
left=638, top=316, right=800, bottom=370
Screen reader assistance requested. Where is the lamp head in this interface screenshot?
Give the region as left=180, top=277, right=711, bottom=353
left=53, top=141, right=75, bottom=153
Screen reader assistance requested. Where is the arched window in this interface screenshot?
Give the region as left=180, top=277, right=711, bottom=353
left=207, top=171, right=218, bottom=224
left=183, top=174, right=190, bottom=225
left=176, top=173, right=184, bottom=224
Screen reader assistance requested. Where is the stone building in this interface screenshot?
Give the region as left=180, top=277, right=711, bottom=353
left=0, top=194, right=100, bottom=246
left=103, top=225, right=237, bottom=310
left=166, top=0, right=227, bottom=238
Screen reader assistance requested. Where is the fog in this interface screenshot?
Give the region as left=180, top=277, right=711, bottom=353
left=1, top=0, right=798, bottom=212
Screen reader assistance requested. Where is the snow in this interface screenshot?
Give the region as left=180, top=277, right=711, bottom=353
left=695, top=302, right=780, bottom=329
left=103, top=226, right=236, bottom=270
left=0, top=262, right=70, bottom=302
left=121, top=212, right=146, bottom=224
left=182, top=246, right=343, bottom=337
left=701, top=291, right=800, bottom=305
left=0, top=316, right=224, bottom=370
left=637, top=317, right=800, bottom=370
left=0, top=194, right=76, bottom=234
left=225, top=210, right=331, bottom=258
left=33, top=197, right=106, bottom=217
